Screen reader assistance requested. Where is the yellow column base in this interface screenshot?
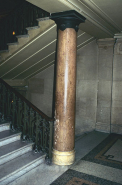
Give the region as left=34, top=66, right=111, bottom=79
left=52, top=149, right=75, bottom=165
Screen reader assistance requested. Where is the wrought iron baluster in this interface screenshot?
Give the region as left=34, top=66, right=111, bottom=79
left=7, top=89, right=9, bottom=116
left=2, top=85, right=4, bottom=117
left=25, top=105, right=30, bottom=140
left=48, top=121, right=53, bottom=161
left=14, top=96, right=19, bottom=129
left=22, top=102, right=28, bottom=141
left=34, top=113, right=41, bottom=153
left=12, top=16, right=17, bottom=42
left=45, top=121, right=53, bottom=164
left=29, top=107, right=35, bottom=140
left=44, top=122, right=48, bottom=150
left=8, top=92, right=13, bottom=122
left=30, top=7, right=34, bottom=26
left=0, top=83, right=2, bottom=119
left=42, top=118, right=46, bottom=152
left=27, top=4, right=31, bottom=27
left=6, top=89, right=11, bottom=120
left=39, top=118, right=43, bottom=151
left=4, top=86, right=8, bottom=119
left=33, top=7, right=38, bottom=26
left=0, top=78, right=54, bottom=163
left=17, top=98, right=22, bottom=131
left=1, top=84, right=6, bottom=121
left=11, top=93, right=16, bottom=130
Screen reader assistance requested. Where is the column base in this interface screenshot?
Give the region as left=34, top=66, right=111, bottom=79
left=52, top=149, right=75, bottom=165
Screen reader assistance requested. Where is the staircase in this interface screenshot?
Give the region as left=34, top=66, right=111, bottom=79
left=0, top=0, right=54, bottom=63
left=0, top=4, right=54, bottom=183
left=0, top=77, right=53, bottom=184
left=0, top=1, right=95, bottom=81
left=0, top=121, right=45, bottom=185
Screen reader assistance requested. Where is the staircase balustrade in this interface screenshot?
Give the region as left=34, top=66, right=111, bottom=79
left=0, top=0, right=50, bottom=50
left=0, top=78, right=54, bottom=164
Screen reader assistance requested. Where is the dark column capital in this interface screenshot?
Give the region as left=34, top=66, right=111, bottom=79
left=50, top=10, right=86, bottom=32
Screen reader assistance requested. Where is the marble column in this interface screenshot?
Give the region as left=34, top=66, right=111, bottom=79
left=50, top=10, right=86, bottom=165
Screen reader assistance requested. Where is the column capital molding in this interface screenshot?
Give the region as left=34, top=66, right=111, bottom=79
left=50, top=10, right=86, bottom=32
left=114, top=32, right=122, bottom=39
left=97, top=38, right=115, bottom=48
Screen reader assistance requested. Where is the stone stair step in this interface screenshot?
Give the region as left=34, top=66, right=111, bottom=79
left=0, top=19, right=54, bottom=62
left=27, top=26, right=42, bottom=39
left=7, top=42, right=18, bottom=46
left=17, top=36, right=30, bottom=48
left=17, top=34, right=30, bottom=46
left=38, top=19, right=54, bottom=28
left=0, top=50, right=8, bottom=53
left=0, top=130, right=21, bottom=147
left=0, top=50, right=11, bottom=61
left=0, top=123, right=10, bottom=132
left=37, top=17, right=50, bottom=22
left=26, top=26, right=40, bottom=30
left=0, top=151, right=45, bottom=185
left=8, top=44, right=19, bottom=55
left=16, top=34, right=29, bottom=38
left=0, top=140, right=33, bottom=165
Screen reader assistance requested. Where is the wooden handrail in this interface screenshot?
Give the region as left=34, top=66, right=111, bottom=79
left=0, top=78, right=54, bottom=121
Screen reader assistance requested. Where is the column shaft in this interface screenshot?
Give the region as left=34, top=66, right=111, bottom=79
left=53, top=28, right=77, bottom=165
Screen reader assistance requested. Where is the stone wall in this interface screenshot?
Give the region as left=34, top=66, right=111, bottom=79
left=96, top=39, right=115, bottom=133
left=27, top=38, right=122, bottom=135
left=111, top=38, right=122, bottom=134
left=27, top=66, right=54, bottom=117
left=76, top=41, right=98, bottom=135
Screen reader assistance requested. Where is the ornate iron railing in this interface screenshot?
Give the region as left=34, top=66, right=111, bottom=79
left=0, top=78, right=54, bottom=163
left=0, top=0, right=49, bottom=50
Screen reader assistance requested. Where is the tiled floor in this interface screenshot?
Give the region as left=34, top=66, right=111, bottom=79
left=9, top=131, right=122, bottom=185
left=51, top=169, right=121, bottom=185
left=51, top=133, right=122, bottom=185
left=82, top=133, right=122, bottom=169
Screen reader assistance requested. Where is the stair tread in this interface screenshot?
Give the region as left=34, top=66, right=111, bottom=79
left=0, top=122, right=10, bottom=126
left=0, top=130, right=20, bottom=140
left=0, top=122, right=10, bottom=129
left=16, top=34, right=29, bottom=38
left=37, top=17, right=49, bottom=21
left=0, top=50, right=8, bottom=53
left=7, top=42, right=18, bottom=46
left=0, top=122, right=10, bottom=133
left=0, top=140, right=32, bottom=157
left=26, top=26, right=39, bottom=30
left=0, top=151, right=44, bottom=179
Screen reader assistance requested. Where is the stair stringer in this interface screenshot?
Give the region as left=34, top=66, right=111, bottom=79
left=0, top=19, right=55, bottom=63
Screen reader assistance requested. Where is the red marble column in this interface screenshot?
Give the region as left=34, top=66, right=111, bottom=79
left=52, top=28, right=77, bottom=165
left=50, top=10, right=86, bottom=165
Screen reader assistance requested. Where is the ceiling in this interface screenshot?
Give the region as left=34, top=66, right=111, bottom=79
left=0, top=20, right=94, bottom=80
left=0, top=0, right=122, bottom=81
left=27, top=0, right=122, bottom=37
